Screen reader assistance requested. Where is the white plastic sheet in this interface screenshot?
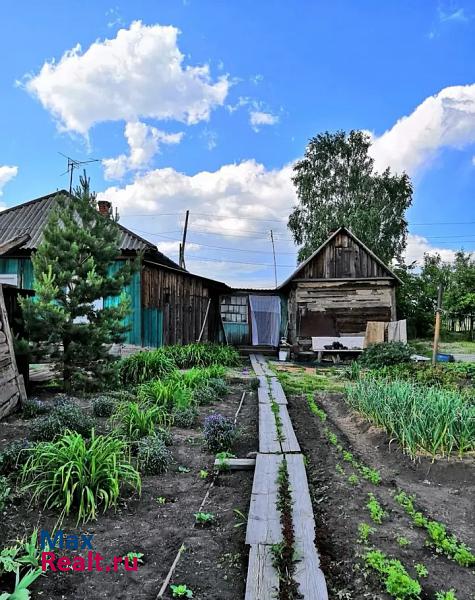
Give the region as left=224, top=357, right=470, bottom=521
left=249, top=295, right=281, bottom=346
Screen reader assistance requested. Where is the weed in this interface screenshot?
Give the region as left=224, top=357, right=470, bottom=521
left=397, top=536, right=410, bottom=548
left=414, top=563, right=428, bottom=578
left=215, top=451, right=235, bottom=471
left=435, top=590, right=458, bottom=600
left=194, top=512, right=215, bottom=525
left=233, top=508, right=247, bottom=528
left=156, top=496, right=166, bottom=505
left=367, top=493, right=386, bottom=524
left=348, top=474, right=359, bottom=486
left=124, top=552, right=144, bottom=564
left=170, top=583, right=193, bottom=597
left=357, top=522, right=375, bottom=544
left=335, top=463, right=345, bottom=476
left=199, top=469, right=209, bottom=479
left=358, top=342, right=414, bottom=368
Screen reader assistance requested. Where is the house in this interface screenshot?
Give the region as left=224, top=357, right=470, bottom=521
left=0, top=190, right=229, bottom=347
left=220, top=227, right=400, bottom=351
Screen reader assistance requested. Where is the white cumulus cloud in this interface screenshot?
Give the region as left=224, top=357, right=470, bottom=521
left=103, top=121, right=183, bottom=179
left=369, top=83, right=475, bottom=174
left=404, top=234, right=458, bottom=265
left=249, top=110, right=279, bottom=132
left=25, top=21, right=229, bottom=135
left=0, top=165, right=18, bottom=196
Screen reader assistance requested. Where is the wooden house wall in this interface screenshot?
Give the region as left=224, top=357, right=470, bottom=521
left=0, top=285, right=26, bottom=420
left=301, top=231, right=388, bottom=279
left=142, top=264, right=220, bottom=346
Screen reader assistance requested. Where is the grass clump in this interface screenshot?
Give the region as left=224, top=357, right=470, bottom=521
left=364, top=549, right=421, bottom=599
left=119, top=349, right=176, bottom=384
left=435, top=591, right=458, bottom=600
left=21, top=430, right=141, bottom=523
left=113, top=402, right=171, bottom=442
left=346, top=379, right=475, bottom=458
left=136, top=435, right=172, bottom=475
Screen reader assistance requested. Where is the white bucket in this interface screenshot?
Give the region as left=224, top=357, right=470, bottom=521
left=279, top=349, right=289, bottom=362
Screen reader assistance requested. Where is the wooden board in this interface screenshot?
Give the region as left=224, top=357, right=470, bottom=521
left=213, top=458, right=255, bottom=470
left=244, top=544, right=279, bottom=600
left=287, top=454, right=328, bottom=599
left=269, top=377, right=287, bottom=405
left=258, top=402, right=281, bottom=454
left=250, top=354, right=266, bottom=376
left=279, top=406, right=301, bottom=453
left=246, top=453, right=283, bottom=545
left=250, top=353, right=274, bottom=377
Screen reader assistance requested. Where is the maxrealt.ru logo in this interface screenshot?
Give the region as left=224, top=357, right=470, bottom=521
left=40, top=530, right=141, bottom=573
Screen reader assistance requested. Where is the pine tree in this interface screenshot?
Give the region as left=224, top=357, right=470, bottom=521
left=21, top=173, right=135, bottom=390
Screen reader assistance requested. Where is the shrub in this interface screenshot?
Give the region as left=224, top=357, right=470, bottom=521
left=359, top=342, right=413, bottom=368
left=156, top=427, right=174, bottom=446
left=0, top=440, right=32, bottom=476
left=119, top=350, right=176, bottom=384
left=30, top=403, right=95, bottom=442
left=113, top=402, right=171, bottom=442
left=22, top=430, right=141, bottom=523
left=207, top=378, right=228, bottom=398
left=192, top=386, right=216, bottom=406
left=21, top=397, right=49, bottom=419
left=136, top=435, right=172, bottom=475
left=92, top=395, right=116, bottom=417
left=346, top=379, right=475, bottom=458
left=0, top=475, right=11, bottom=511
left=172, top=405, right=198, bottom=428
left=203, top=413, right=237, bottom=453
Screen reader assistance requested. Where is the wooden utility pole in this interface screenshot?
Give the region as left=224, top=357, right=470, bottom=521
left=179, top=210, right=190, bottom=269
left=270, top=229, right=278, bottom=288
left=432, top=284, right=444, bottom=365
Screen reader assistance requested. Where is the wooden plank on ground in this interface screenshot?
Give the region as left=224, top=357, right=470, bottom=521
left=213, top=458, right=255, bottom=470
left=244, top=544, right=279, bottom=600
left=269, top=377, right=287, bottom=405
left=258, top=402, right=281, bottom=454
left=287, top=453, right=328, bottom=599
left=255, top=354, right=275, bottom=377
left=279, top=406, right=301, bottom=453
left=246, top=453, right=283, bottom=545
left=250, top=354, right=265, bottom=376
left=258, top=386, right=271, bottom=405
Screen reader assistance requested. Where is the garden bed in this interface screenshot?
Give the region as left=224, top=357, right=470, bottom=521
left=0, top=366, right=257, bottom=599
left=287, top=387, right=475, bottom=599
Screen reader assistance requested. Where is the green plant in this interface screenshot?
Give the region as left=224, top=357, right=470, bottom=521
left=22, top=430, right=141, bottom=523
left=358, top=465, right=382, bottom=485
left=335, top=463, right=345, bottom=476
left=30, top=402, right=95, bottom=442
left=0, top=440, right=32, bottom=476
left=136, top=435, right=172, bottom=475
left=113, top=401, right=171, bottom=442
left=164, top=343, right=239, bottom=369
left=357, top=522, right=375, bottom=544
left=21, top=397, right=49, bottom=419
left=215, top=451, right=235, bottom=471
left=138, top=379, right=193, bottom=410
left=172, top=405, right=198, bottom=428
left=306, top=393, right=327, bottom=421
left=203, top=413, right=237, bottom=453
left=348, top=474, right=359, bottom=486
left=346, top=379, right=475, bottom=458
left=397, top=536, right=410, bottom=548
left=178, top=465, right=191, bottom=473
left=119, top=350, right=176, bottom=384
left=124, top=551, right=143, bottom=564
left=367, top=493, right=386, bottom=524
left=435, top=590, right=457, bottom=600
left=192, top=386, right=216, bottom=406
left=0, top=476, right=11, bottom=511
left=156, top=496, right=166, bottom=505
left=199, top=469, right=208, bottom=479
left=194, top=512, right=215, bottom=525
left=170, top=584, right=193, bottom=598
left=207, top=377, right=229, bottom=398
left=92, top=395, right=116, bottom=417
left=233, top=508, right=247, bottom=528
left=414, top=563, right=427, bottom=578
left=358, top=342, right=414, bottom=368
left=364, top=550, right=421, bottom=599
left=0, top=567, right=43, bottom=600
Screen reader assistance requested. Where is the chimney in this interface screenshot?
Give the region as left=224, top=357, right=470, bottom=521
left=97, top=199, right=112, bottom=217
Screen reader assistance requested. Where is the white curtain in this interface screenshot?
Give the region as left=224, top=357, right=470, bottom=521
left=249, top=295, right=281, bottom=346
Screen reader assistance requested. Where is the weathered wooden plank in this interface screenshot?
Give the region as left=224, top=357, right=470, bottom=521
left=246, top=453, right=283, bottom=545
left=269, top=377, right=287, bottom=405
left=250, top=354, right=265, bottom=376
left=279, top=406, right=300, bottom=453
left=287, top=453, right=328, bottom=599
left=258, top=402, right=281, bottom=454
left=0, top=392, right=20, bottom=420
left=244, top=544, right=279, bottom=600
left=213, top=458, right=255, bottom=470
left=258, top=386, right=271, bottom=405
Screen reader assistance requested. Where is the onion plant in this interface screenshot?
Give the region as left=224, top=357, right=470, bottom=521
left=21, top=430, right=141, bottom=523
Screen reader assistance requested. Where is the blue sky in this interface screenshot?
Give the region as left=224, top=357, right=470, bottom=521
left=1, top=0, right=475, bottom=286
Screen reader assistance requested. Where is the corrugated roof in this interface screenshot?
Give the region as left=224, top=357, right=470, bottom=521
left=0, top=190, right=182, bottom=270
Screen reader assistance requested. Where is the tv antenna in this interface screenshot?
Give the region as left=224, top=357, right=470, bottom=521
left=59, top=153, right=101, bottom=194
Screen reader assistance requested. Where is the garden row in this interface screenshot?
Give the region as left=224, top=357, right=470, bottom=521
left=0, top=343, right=252, bottom=600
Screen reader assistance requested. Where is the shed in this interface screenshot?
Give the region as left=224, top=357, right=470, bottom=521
left=278, top=227, right=400, bottom=350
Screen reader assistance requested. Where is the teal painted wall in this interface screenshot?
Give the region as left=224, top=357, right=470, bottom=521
left=0, top=257, right=34, bottom=289
left=223, top=322, right=249, bottom=345
left=104, top=261, right=142, bottom=346
left=142, top=308, right=163, bottom=347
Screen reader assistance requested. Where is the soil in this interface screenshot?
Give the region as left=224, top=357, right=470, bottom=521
left=0, top=377, right=257, bottom=600
left=288, top=391, right=475, bottom=600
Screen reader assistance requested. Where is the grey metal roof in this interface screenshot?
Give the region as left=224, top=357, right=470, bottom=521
left=0, top=190, right=182, bottom=270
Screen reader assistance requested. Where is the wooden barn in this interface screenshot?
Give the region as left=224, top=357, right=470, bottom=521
left=0, top=191, right=229, bottom=348
left=279, top=227, right=401, bottom=350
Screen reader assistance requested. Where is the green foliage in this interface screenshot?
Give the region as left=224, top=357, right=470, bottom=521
left=92, top=395, right=116, bottom=417
left=364, top=550, right=421, bottom=599
left=367, top=362, right=475, bottom=389
left=366, top=493, right=386, bottom=524
left=113, top=401, right=171, bottom=442
left=394, top=490, right=475, bottom=566
left=397, top=536, right=410, bottom=548
left=203, top=413, right=237, bottom=453
left=0, top=567, right=43, bottom=600
left=136, top=435, right=172, bottom=475
left=207, top=377, right=229, bottom=398
left=357, top=522, right=375, bottom=544
left=435, top=590, right=458, bottom=600
left=359, top=342, right=414, bottom=368
left=191, top=386, right=216, bottom=406
left=194, top=512, right=215, bottom=525
left=22, top=430, right=141, bottom=523
left=348, top=474, right=359, bottom=486
left=124, top=552, right=143, bottom=564
left=21, top=398, right=49, bottom=419
left=347, top=379, right=475, bottom=458
left=163, top=343, right=239, bottom=369
left=288, top=130, right=413, bottom=264
left=138, top=379, right=193, bottom=410
left=199, top=470, right=208, bottom=479
left=0, top=476, right=11, bottom=511
left=0, top=440, right=32, bottom=476
left=119, top=350, right=176, bottom=385
left=172, top=404, right=198, bottom=428
left=414, top=563, right=428, bottom=578
left=170, top=584, right=193, bottom=598
left=215, top=451, right=236, bottom=471
left=20, top=175, right=134, bottom=390
left=30, top=402, right=95, bottom=442
left=306, top=393, right=327, bottom=421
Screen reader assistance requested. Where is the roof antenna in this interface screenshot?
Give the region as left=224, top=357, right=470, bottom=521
left=59, top=153, right=101, bottom=194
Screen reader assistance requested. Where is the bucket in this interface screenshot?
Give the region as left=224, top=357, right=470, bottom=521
left=279, top=349, right=289, bottom=362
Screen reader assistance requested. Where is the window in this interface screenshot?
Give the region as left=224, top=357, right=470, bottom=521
left=0, top=274, right=18, bottom=286
left=220, top=295, right=248, bottom=323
